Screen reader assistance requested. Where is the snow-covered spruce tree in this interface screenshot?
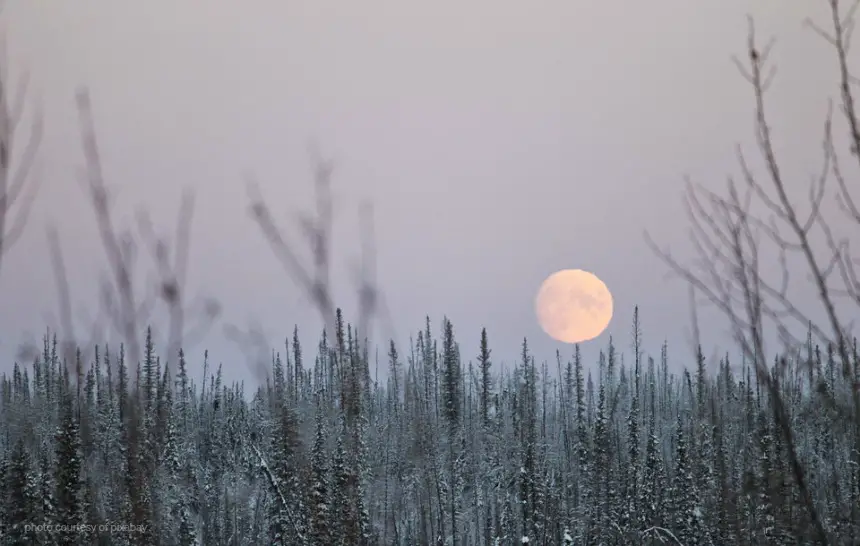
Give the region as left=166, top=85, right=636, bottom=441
left=640, top=356, right=666, bottom=545
left=571, top=342, right=591, bottom=540
left=381, top=338, right=408, bottom=544
left=307, top=394, right=331, bottom=546
left=667, top=410, right=710, bottom=545
left=479, top=327, right=492, bottom=428
left=153, top=358, right=192, bottom=546
left=54, top=383, right=85, bottom=546
left=517, top=337, right=539, bottom=544
left=590, top=356, right=610, bottom=544
left=125, top=385, right=156, bottom=546
left=441, top=317, right=463, bottom=545
left=38, top=444, right=58, bottom=545
left=267, top=359, right=305, bottom=545
left=320, top=314, right=372, bottom=545
left=1, top=307, right=860, bottom=544
left=292, top=325, right=303, bottom=405
left=170, top=348, right=200, bottom=546
left=331, top=417, right=358, bottom=545
left=4, top=437, right=40, bottom=544
left=753, top=407, right=782, bottom=545
left=351, top=325, right=373, bottom=544
left=94, top=345, right=119, bottom=531
left=623, top=307, right=643, bottom=538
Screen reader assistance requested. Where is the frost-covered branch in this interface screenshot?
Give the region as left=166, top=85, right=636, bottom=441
left=248, top=442, right=306, bottom=542
left=642, top=526, right=685, bottom=546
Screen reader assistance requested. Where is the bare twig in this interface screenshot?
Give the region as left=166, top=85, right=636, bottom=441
left=645, top=14, right=859, bottom=544
left=642, top=526, right=685, bottom=546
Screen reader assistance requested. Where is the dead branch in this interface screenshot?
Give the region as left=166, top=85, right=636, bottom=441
left=76, top=88, right=146, bottom=363
left=74, top=87, right=219, bottom=371
left=45, top=224, right=102, bottom=366
left=641, top=526, right=685, bottom=546
left=136, top=188, right=221, bottom=369
left=223, top=319, right=271, bottom=384
left=0, top=30, right=42, bottom=279
left=47, top=224, right=75, bottom=351
left=247, top=442, right=307, bottom=542
left=354, top=200, right=378, bottom=344
left=247, top=151, right=384, bottom=366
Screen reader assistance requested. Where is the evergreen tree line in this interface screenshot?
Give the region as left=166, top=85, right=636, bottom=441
left=0, top=306, right=857, bottom=545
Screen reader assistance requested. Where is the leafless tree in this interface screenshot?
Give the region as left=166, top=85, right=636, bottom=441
left=647, top=3, right=860, bottom=544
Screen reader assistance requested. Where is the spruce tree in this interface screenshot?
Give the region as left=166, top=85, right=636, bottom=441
left=478, top=328, right=492, bottom=426
left=441, top=317, right=462, bottom=545
left=4, top=438, right=39, bottom=545
left=55, top=390, right=84, bottom=546
left=308, top=398, right=331, bottom=546
left=640, top=362, right=665, bottom=544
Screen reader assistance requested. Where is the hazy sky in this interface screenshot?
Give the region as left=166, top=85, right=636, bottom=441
left=0, top=0, right=841, bottom=385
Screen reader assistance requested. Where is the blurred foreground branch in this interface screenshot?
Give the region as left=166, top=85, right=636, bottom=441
left=246, top=152, right=385, bottom=374
left=0, top=30, right=42, bottom=280
left=247, top=157, right=337, bottom=339
left=45, top=88, right=223, bottom=372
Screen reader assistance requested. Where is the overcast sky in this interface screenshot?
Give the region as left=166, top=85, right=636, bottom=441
left=0, top=0, right=841, bottom=386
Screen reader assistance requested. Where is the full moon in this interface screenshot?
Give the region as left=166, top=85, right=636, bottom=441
left=535, top=269, right=613, bottom=344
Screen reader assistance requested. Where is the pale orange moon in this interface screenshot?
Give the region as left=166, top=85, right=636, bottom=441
left=535, top=269, right=613, bottom=343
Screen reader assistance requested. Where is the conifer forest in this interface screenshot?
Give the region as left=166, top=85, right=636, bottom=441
left=0, top=306, right=857, bottom=545
left=5, top=2, right=860, bottom=545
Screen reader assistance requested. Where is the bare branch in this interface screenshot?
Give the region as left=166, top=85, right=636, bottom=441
left=247, top=442, right=306, bottom=542
left=247, top=149, right=390, bottom=392
left=646, top=15, right=860, bottom=542
left=0, top=40, right=42, bottom=277
left=246, top=156, right=337, bottom=344
left=135, top=187, right=219, bottom=367
left=46, top=224, right=75, bottom=351
left=76, top=87, right=143, bottom=363
left=74, top=88, right=217, bottom=371
left=355, top=200, right=378, bottom=344
left=224, top=320, right=271, bottom=384
left=641, top=526, right=685, bottom=546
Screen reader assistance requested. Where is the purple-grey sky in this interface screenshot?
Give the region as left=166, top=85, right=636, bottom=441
left=0, top=0, right=843, bottom=386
